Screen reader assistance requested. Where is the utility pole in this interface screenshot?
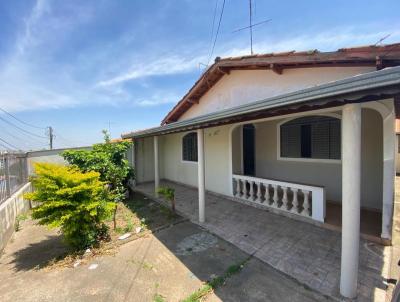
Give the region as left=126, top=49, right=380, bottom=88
left=48, top=126, right=54, bottom=150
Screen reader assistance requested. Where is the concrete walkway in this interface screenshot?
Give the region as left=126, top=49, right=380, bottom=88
left=136, top=180, right=392, bottom=302
left=0, top=219, right=329, bottom=301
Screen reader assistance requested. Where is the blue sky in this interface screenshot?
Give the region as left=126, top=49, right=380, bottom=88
left=0, top=0, right=399, bottom=150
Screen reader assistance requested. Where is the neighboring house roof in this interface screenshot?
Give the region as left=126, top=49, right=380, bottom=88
left=122, top=65, right=400, bottom=139
left=162, top=43, right=400, bottom=125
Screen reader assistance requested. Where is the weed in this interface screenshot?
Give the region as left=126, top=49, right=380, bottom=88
left=15, top=213, right=29, bottom=232
left=153, top=293, right=166, bottom=302
left=181, top=257, right=249, bottom=302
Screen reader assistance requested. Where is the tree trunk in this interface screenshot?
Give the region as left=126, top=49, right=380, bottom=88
left=113, top=203, right=118, bottom=230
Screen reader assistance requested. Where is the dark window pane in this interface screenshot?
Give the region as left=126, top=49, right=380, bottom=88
left=301, top=124, right=312, bottom=158
left=182, top=132, right=198, bottom=162
left=280, top=116, right=341, bottom=160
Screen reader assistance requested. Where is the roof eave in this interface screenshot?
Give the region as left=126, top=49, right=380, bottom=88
left=122, top=66, right=400, bottom=139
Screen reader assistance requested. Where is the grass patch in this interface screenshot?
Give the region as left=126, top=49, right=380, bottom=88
left=15, top=213, right=29, bottom=232
left=181, top=258, right=250, bottom=302
left=153, top=293, right=166, bottom=302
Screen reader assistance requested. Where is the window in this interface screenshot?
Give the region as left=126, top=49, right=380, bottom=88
left=182, top=132, right=198, bottom=162
left=280, top=116, right=341, bottom=160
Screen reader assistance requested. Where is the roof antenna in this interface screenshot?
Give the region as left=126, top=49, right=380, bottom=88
left=374, top=33, right=391, bottom=46
left=232, top=0, right=271, bottom=55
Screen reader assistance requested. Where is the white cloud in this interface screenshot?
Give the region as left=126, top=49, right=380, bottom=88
left=17, top=0, right=50, bottom=54
left=96, top=55, right=207, bottom=87
left=1, top=0, right=399, bottom=115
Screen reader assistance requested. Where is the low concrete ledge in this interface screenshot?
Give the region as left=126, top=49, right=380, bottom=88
left=0, top=182, right=32, bottom=252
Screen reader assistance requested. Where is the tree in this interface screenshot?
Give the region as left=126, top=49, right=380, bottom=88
left=25, top=163, right=115, bottom=249
left=62, top=130, right=134, bottom=229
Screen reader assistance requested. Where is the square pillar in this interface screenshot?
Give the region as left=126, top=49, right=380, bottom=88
left=381, top=110, right=396, bottom=240
left=197, top=129, right=205, bottom=223
left=340, top=103, right=361, bottom=299
left=154, top=136, right=159, bottom=196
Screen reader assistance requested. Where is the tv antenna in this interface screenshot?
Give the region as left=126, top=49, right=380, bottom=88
left=232, top=0, right=271, bottom=55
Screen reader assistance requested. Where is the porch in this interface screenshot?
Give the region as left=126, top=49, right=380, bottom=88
left=135, top=180, right=390, bottom=301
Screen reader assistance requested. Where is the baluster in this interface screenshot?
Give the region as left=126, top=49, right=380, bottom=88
left=291, top=188, right=299, bottom=214
left=282, top=186, right=288, bottom=210
left=248, top=181, right=254, bottom=200
left=272, top=185, right=279, bottom=207
left=264, top=183, right=270, bottom=204
left=256, top=182, right=262, bottom=203
left=301, top=190, right=311, bottom=216
left=235, top=178, right=241, bottom=197
left=243, top=180, right=248, bottom=198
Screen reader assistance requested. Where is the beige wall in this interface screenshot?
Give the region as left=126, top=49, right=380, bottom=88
left=135, top=104, right=387, bottom=211
left=27, top=146, right=91, bottom=175
left=135, top=137, right=155, bottom=183
left=0, top=183, right=32, bottom=252
left=233, top=108, right=382, bottom=210
left=159, top=133, right=198, bottom=187
left=179, top=67, right=375, bottom=121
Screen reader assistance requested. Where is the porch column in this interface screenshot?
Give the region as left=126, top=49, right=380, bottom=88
left=154, top=136, right=159, bottom=197
left=340, top=103, right=361, bottom=299
left=197, top=129, right=205, bottom=223
left=381, top=110, right=395, bottom=240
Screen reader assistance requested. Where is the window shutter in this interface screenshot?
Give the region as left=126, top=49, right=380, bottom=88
left=182, top=132, right=198, bottom=162
left=280, top=116, right=341, bottom=160
left=329, top=120, right=341, bottom=159
left=311, top=122, right=330, bottom=159
left=281, top=124, right=301, bottom=157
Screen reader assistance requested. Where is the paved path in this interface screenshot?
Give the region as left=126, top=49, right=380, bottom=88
left=0, top=219, right=330, bottom=302
left=136, top=180, right=391, bottom=301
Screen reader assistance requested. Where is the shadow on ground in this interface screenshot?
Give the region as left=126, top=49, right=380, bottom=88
left=9, top=234, right=69, bottom=271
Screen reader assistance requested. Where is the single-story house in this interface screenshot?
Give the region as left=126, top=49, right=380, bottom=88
left=122, top=43, right=400, bottom=299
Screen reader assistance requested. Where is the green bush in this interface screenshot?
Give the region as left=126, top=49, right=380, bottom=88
left=62, top=131, right=134, bottom=229
left=25, top=163, right=115, bottom=250
left=62, top=131, right=133, bottom=198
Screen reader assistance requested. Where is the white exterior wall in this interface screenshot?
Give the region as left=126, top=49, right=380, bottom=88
left=246, top=108, right=383, bottom=210
left=134, top=106, right=385, bottom=210
left=158, top=133, right=198, bottom=188
left=179, top=67, right=375, bottom=121
left=135, top=137, right=155, bottom=183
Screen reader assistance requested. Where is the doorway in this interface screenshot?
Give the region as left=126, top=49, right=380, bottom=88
left=243, top=124, right=255, bottom=176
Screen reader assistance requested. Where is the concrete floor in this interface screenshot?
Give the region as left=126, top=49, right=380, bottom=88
left=136, top=180, right=392, bottom=302
left=325, top=202, right=382, bottom=243
left=0, top=219, right=330, bottom=302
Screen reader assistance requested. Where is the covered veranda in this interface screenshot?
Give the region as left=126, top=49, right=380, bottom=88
left=135, top=180, right=390, bottom=301
left=123, top=66, right=400, bottom=299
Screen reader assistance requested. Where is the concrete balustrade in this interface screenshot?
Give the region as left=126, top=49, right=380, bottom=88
left=232, top=174, right=326, bottom=222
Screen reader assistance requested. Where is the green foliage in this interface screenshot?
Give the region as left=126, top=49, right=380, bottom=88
left=157, top=187, right=175, bottom=201
left=157, top=186, right=176, bottom=213
left=182, top=258, right=249, bottom=302
left=62, top=130, right=133, bottom=203
left=25, top=163, right=115, bottom=249
left=15, top=213, right=28, bottom=232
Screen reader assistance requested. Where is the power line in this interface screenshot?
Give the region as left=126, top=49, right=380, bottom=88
left=0, top=137, right=20, bottom=151
left=0, top=107, right=46, bottom=130
left=1, top=123, right=47, bottom=146
left=208, top=0, right=219, bottom=55
left=207, top=0, right=226, bottom=66
left=0, top=142, right=13, bottom=151
left=249, top=0, right=253, bottom=54
left=0, top=115, right=47, bottom=139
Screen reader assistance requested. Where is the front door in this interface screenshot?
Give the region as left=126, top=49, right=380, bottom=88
left=243, top=124, right=255, bottom=176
